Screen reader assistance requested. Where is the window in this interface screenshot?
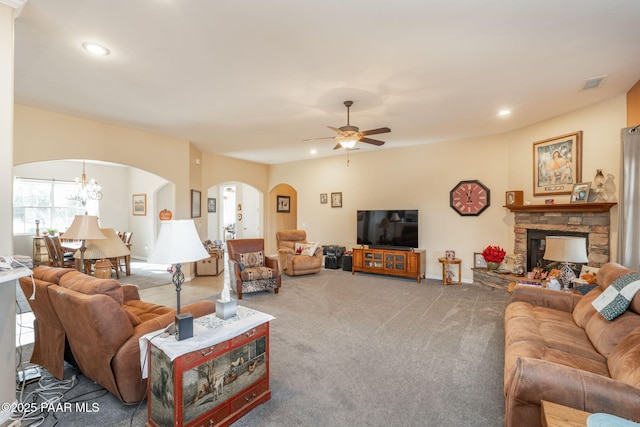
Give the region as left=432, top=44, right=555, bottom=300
left=13, top=178, right=89, bottom=234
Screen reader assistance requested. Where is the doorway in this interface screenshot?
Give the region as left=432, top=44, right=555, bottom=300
left=217, top=182, right=263, bottom=241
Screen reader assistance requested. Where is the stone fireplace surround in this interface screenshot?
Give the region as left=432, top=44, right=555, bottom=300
left=509, top=203, right=616, bottom=268
left=472, top=203, right=616, bottom=292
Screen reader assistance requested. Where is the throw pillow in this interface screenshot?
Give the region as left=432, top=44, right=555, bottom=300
left=592, top=273, right=640, bottom=321
left=294, top=242, right=319, bottom=256
left=236, top=251, right=264, bottom=268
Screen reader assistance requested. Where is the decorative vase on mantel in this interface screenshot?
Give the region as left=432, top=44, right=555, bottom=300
left=487, top=262, right=501, bottom=271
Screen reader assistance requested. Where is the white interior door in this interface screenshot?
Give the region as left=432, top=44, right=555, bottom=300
left=242, top=184, right=261, bottom=238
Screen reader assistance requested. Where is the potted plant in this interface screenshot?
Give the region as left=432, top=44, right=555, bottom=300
left=482, top=245, right=506, bottom=270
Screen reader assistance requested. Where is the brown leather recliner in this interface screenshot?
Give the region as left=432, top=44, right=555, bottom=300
left=20, top=266, right=216, bottom=403
left=276, top=230, right=322, bottom=276
left=227, top=238, right=281, bottom=299
left=18, top=267, right=75, bottom=379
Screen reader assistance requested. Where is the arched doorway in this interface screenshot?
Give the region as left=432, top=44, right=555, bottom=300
left=207, top=181, right=263, bottom=242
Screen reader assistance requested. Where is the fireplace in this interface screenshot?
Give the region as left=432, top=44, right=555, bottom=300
left=511, top=203, right=615, bottom=270
left=526, top=229, right=589, bottom=272
left=472, top=203, right=615, bottom=293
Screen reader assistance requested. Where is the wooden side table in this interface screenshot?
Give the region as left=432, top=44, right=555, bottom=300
left=438, top=257, right=462, bottom=285
left=541, top=400, right=590, bottom=427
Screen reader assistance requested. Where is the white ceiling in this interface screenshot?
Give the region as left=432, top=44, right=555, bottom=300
left=13, top=0, right=640, bottom=164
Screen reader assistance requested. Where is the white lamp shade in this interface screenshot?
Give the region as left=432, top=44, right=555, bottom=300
left=63, top=215, right=106, bottom=240
left=77, top=228, right=130, bottom=259
left=543, top=236, right=588, bottom=263
left=337, top=136, right=358, bottom=149
left=147, top=220, right=209, bottom=264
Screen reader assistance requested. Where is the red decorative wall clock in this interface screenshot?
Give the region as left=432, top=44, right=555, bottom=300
left=449, top=180, right=491, bottom=216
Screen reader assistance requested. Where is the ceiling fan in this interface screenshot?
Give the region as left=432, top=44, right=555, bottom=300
left=306, top=100, right=391, bottom=150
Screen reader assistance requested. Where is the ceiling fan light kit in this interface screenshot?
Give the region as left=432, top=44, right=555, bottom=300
left=306, top=100, right=391, bottom=152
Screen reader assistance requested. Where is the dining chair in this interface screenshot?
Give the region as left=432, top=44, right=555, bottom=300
left=51, top=236, right=75, bottom=268
left=117, top=232, right=132, bottom=274
left=43, top=235, right=58, bottom=266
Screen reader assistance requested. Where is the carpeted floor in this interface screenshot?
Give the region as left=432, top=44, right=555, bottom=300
left=13, top=269, right=508, bottom=426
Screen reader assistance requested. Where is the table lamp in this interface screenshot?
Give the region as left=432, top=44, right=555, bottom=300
left=63, top=215, right=106, bottom=274
left=543, top=236, right=588, bottom=291
left=147, top=220, right=209, bottom=340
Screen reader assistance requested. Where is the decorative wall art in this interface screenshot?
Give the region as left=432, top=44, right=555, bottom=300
left=132, top=194, right=146, bottom=216
left=208, top=198, right=216, bottom=213
left=277, top=195, right=290, bottom=213
left=331, top=192, right=342, bottom=208
left=533, top=131, right=582, bottom=196
left=191, top=190, right=201, bottom=218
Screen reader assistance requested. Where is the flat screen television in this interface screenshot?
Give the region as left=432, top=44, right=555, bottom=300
left=356, top=210, right=419, bottom=250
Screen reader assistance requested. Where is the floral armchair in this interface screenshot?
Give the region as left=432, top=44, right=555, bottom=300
left=226, top=238, right=281, bottom=299
left=276, top=230, right=323, bottom=276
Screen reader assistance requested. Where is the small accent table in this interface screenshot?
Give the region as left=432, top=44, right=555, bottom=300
left=541, top=400, right=590, bottom=427
left=438, top=257, right=462, bottom=285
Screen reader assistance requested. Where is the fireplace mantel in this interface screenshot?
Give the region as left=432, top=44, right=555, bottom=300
left=504, top=202, right=616, bottom=214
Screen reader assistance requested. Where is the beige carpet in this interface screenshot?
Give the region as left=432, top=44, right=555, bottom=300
left=14, top=269, right=508, bottom=426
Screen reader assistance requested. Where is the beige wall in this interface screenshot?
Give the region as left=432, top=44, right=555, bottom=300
left=269, top=96, right=626, bottom=282
left=14, top=105, right=195, bottom=217
left=201, top=151, right=269, bottom=245
left=12, top=96, right=628, bottom=282
left=1, top=2, right=16, bottom=419
left=268, top=184, right=297, bottom=254
left=506, top=95, right=626, bottom=262
left=269, top=133, right=510, bottom=281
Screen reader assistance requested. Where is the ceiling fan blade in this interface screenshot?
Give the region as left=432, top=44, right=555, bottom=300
left=360, top=127, right=391, bottom=136
left=302, top=136, right=336, bottom=142
left=333, top=143, right=343, bottom=150
left=360, top=137, right=385, bottom=146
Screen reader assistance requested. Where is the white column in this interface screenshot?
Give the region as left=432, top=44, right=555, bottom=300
left=0, top=1, right=26, bottom=422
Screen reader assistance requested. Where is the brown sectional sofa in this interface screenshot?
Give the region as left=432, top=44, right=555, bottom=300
left=504, top=262, right=640, bottom=426
left=19, top=266, right=215, bottom=403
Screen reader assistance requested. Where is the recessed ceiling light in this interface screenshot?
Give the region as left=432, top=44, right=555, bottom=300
left=498, top=109, right=511, bottom=117
left=310, top=149, right=318, bottom=155
left=82, top=42, right=110, bottom=56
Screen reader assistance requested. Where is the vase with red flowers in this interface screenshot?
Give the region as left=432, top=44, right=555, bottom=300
left=482, top=245, right=506, bottom=270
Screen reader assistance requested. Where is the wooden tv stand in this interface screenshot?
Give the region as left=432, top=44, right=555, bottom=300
left=351, top=247, right=426, bottom=283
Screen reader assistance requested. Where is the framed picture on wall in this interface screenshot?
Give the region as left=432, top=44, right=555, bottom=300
left=331, top=192, right=342, bottom=208
left=277, top=195, right=290, bottom=213
left=132, top=194, right=146, bottom=216
left=207, top=198, right=216, bottom=213
left=191, top=190, right=201, bottom=218
left=533, top=131, right=582, bottom=196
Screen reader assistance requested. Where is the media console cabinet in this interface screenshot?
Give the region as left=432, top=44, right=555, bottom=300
left=351, top=247, right=426, bottom=283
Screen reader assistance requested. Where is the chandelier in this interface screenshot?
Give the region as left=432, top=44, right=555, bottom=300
left=66, top=161, right=103, bottom=206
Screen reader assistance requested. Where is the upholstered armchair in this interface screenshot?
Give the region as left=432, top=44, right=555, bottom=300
left=276, top=230, right=323, bottom=276
left=226, top=238, right=281, bottom=299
